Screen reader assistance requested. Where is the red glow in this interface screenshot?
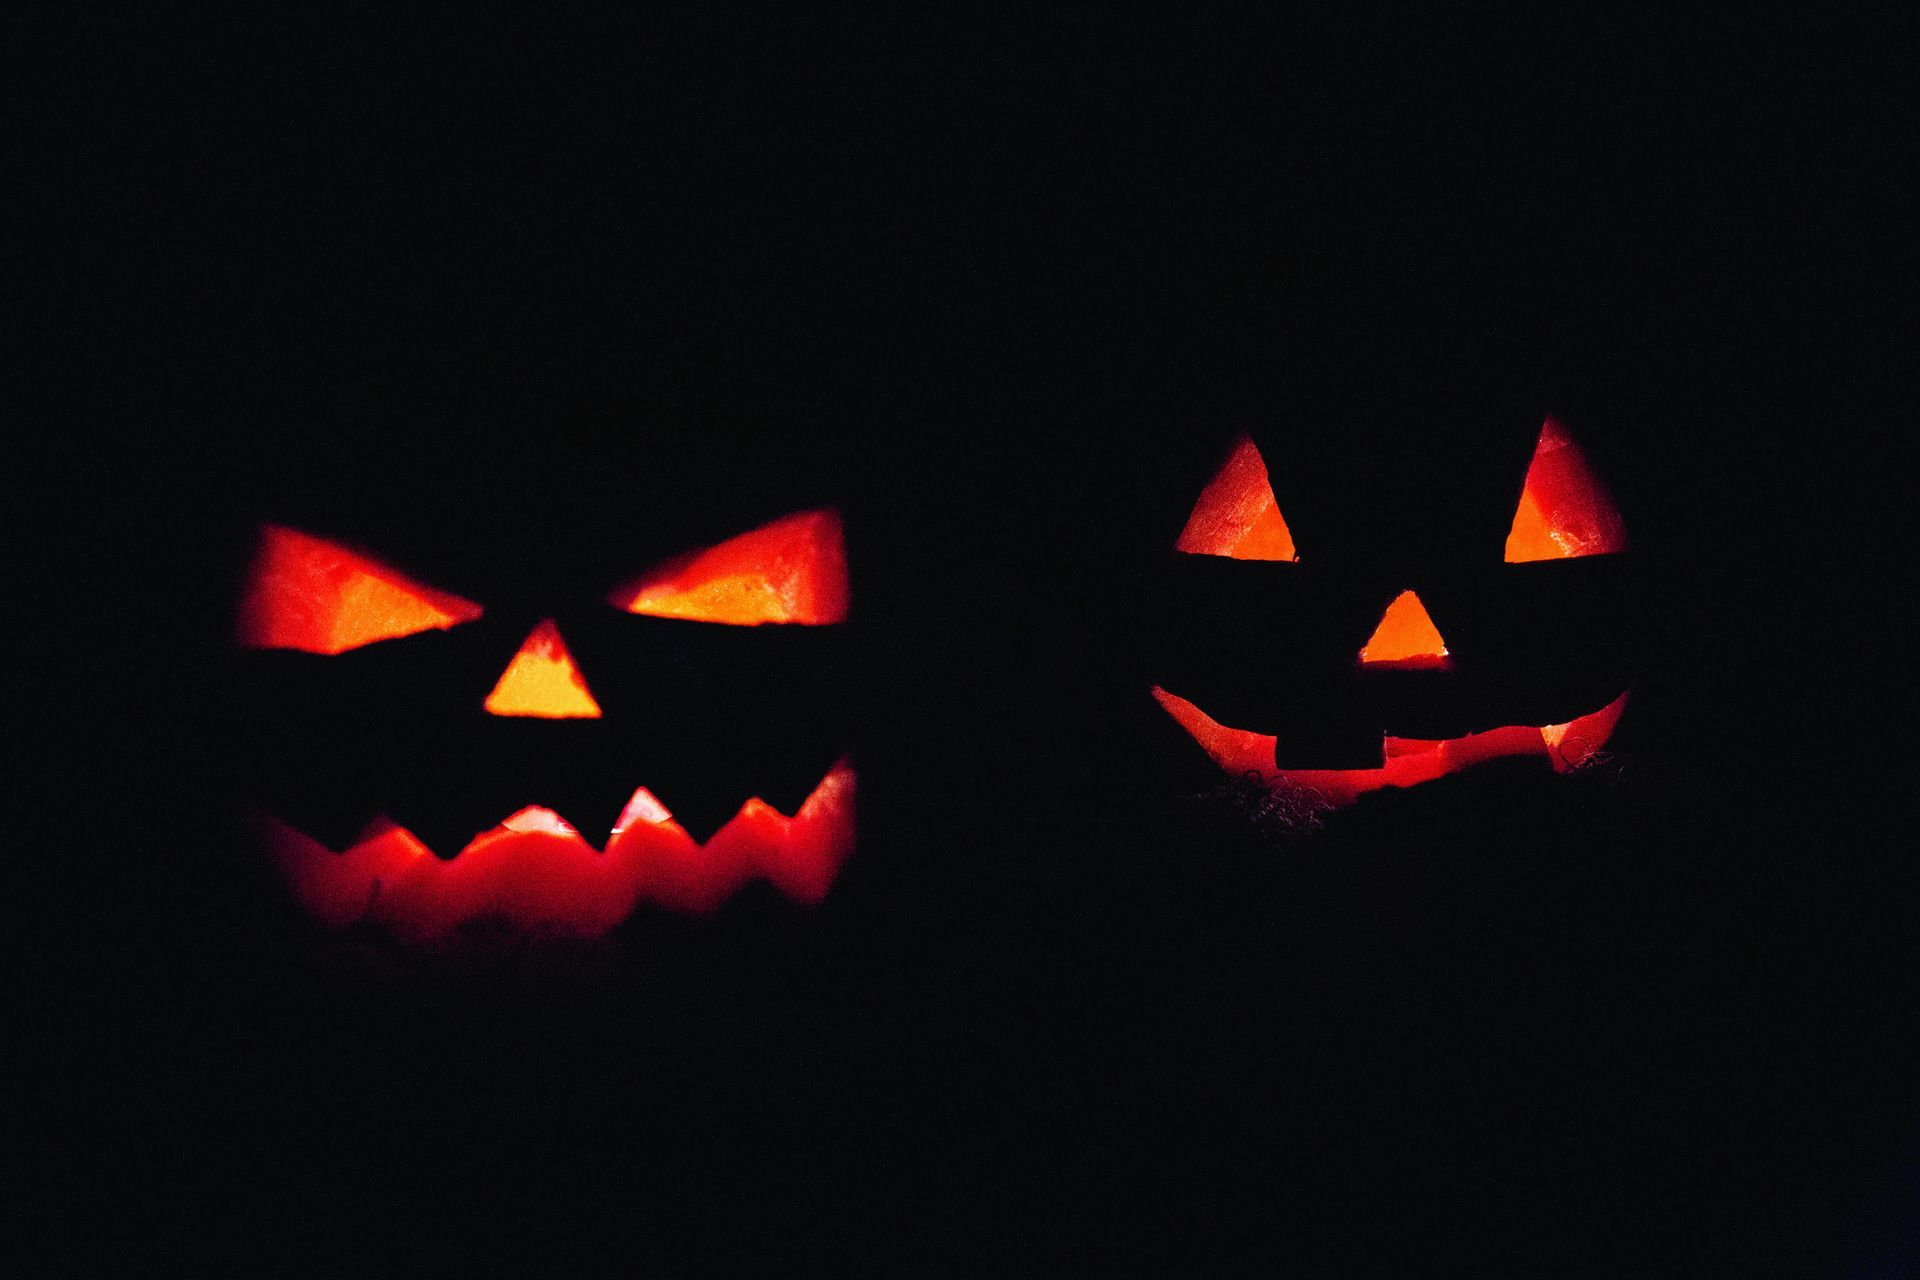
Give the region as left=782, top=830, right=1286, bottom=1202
left=610, top=508, right=850, bottom=626
left=1505, top=417, right=1629, bottom=562
left=1152, top=686, right=1629, bottom=810
left=1358, top=589, right=1451, bottom=669
left=1150, top=686, right=1283, bottom=778
left=1175, top=433, right=1298, bottom=561
left=236, top=524, right=483, bottom=654
left=482, top=619, right=602, bottom=719
left=256, top=760, right=858, bottom=941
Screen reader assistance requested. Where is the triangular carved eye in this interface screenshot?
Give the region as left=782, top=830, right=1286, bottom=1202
left=1505, top=417, right=1629, bottom=562
left=1175, top=432, right=1299, bottom=561
left=236, top=524, right=482, bottom=654
left=609, top=508, right=849, bottom=626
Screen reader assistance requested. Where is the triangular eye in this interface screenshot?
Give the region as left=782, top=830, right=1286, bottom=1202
left=609, top=508, right=849, bottom=626
left=1504, top=417, right=1629, bottom=562
left=1175, top=432, right=1298, bottom=560
left=236, top=524, right=482, bottom=654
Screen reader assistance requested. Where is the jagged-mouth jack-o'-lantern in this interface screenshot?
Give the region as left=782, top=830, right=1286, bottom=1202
left=1152, top=415, right=1635, bottom=810
left=235, top=506, right=854, bottom=943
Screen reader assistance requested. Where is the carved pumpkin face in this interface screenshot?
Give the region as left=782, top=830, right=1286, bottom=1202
left=1152, top=415, right=1635, bottom=810
left=232, top=442, right=856, bottom=944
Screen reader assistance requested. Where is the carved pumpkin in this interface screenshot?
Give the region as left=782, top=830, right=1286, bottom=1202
left=1152, top=416, right=1635, bottom=809
left=235, top=505, right=854, bottom=942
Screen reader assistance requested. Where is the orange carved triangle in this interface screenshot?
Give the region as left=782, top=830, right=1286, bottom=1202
left=483, top=619, right=603, bottom=718
left=236, top=524, right=483, bottom=654
left=1174, top=433, right=1298, bottom=561
left=1504, top=417, right=1629, bottom=562
left=1359, top=590, right=1451, bottom=668
left=611, top=508, right=850, bottom=626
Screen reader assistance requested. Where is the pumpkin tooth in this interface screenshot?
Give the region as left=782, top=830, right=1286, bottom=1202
left=497, top=806, right=578, bottom=837
left=611, top=788, right=675, bottom=836
left=352, top=813, right=405, bottom=851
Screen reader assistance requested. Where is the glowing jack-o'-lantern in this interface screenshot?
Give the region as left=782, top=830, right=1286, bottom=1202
left=1153, top=417, right=1634, bottom=810
left=235, top=508, right=854, bottom=942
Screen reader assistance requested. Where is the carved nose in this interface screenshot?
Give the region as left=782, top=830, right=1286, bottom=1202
left=1358, top=589, right=1452, bottom=670
left=483, top=618, right=603, bottom=718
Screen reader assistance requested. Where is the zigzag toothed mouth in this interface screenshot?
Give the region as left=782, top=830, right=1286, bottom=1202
left=254, top=760, right=856, bottom=942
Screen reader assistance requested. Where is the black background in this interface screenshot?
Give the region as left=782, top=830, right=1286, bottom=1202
left=31, top=9, right=1913, bottom=1275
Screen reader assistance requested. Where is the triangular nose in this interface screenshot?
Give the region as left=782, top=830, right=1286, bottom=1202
left=483, top=618, right=603, bottom=718
left=1359, top=590, right=1452, bottom=669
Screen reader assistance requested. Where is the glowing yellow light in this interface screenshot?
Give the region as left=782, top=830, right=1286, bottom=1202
left=612, top=508, right=849, bottom=626
left=483, top=619, right=602, bottom=719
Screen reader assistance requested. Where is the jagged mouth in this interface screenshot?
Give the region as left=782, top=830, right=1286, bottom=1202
left=1152, top=688, right=1629, bottom=809
left=253, top=759, right=856, bottom=942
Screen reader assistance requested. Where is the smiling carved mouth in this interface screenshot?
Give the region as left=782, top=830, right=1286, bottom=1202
left=254, top=760, right=855, bottom=942
left=1152, top=688, right=1628, bottom=809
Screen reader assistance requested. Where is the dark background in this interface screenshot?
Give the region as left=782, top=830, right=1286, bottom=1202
left=32, top=9, right=1912, bottom=1275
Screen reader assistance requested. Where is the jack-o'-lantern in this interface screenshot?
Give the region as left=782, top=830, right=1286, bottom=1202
left=233, top=482, right=855, bottom=944
left=1152, top=414, right=1635, bottom=810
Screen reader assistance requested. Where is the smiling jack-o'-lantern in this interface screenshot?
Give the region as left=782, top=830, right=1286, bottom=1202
left=235, top=504, right=854, bottom=943
left=1152, top=415, right=1635, bottom=810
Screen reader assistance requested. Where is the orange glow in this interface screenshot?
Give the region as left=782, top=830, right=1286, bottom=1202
left=1150, top=685, right=1281, bottom=778
left=1359, top=589, right=1451, bottom=668
left=610, top=508, right=850, bottom=626
left=482, top=619, right=602, bottom=719
left=235, top=524, right=483, bottom=654
left=1541, top=693, right=1631, bottom=771
left=1175, top=433, right=1298, bottom=561
left=255, top=760, right=858, bottom=941
left=1152, top=686, right=1629, bottom=810
left=1504, top=417, right=1629, bottom=562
